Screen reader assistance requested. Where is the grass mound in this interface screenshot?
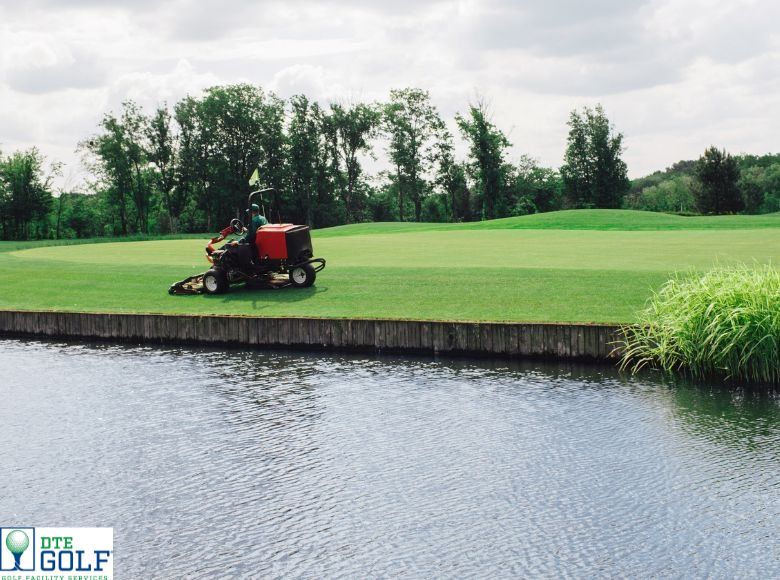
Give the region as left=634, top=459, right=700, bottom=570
left=621, top=266, right=780, bottom=383
left=317, top=209, right=780, bottom=237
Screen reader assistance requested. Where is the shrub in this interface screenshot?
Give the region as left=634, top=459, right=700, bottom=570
left=623, top=176, right=697, bottom=214
left=421, top=194, right=449, bottom=222
left=620, top=265, right=780, bottom=384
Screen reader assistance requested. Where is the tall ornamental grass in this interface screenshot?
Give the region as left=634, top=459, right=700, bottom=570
left=620, top=265, right=780, bottom=384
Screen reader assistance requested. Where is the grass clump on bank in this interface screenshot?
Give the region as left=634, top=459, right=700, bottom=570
left=621, top=265, right=780, bottom=384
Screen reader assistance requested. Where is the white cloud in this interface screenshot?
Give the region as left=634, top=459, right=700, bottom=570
left=107, top=59, right=222, bottom=110
left=1, top=0, right=779, bottom=187
left=269, top=64, right=331, bottom=100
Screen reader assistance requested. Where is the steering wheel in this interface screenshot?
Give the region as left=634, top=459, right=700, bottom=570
left=230, top=218, right=244, bottom=234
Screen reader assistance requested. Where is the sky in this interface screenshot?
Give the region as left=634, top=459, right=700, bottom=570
left=1, top=0, right=778, bottom=188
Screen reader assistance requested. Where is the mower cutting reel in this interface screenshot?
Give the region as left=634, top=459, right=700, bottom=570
left=168, top=272, right=304, bottom=295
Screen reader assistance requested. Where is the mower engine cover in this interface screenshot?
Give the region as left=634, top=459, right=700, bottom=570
left=256, top=224, right=314, bottom=263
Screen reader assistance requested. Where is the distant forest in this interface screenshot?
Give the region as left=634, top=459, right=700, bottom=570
left=1, top=84, right=778, bottom=240
left=626, top=153, right=780, bottom=215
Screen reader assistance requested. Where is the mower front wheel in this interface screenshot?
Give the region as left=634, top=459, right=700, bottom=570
left=289, top=263, right=316, bottom=288
left=203, top=269, right=229, bottom=294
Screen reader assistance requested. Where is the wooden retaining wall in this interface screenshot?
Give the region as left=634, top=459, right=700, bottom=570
left=0, top=310, right=625, bottom=361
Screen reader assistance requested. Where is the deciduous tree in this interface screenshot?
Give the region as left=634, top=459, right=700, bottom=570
left=0, top=148, right=57, bottom=239
left=329, top=102, right=381, bottom=222
left=384, top=88, right=445, bottom=221
left=146, top=106, right=183, bottom=232
left=433, top=131, right=470, bottom=221
left=456, top=100, right=510, bottom=220
left=561, top=104, right=629, bottom=209
left=288, top=95, right=326, bottom=225
left=693, top=146, right=742, bottom=214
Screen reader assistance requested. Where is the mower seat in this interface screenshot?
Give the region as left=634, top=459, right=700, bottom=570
left=233, top=242, right=256, bottom=269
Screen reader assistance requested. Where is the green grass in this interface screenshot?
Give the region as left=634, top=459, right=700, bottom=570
left=316, top=209, right=780, bottom=237
left=0, top=232, right=207, bottom=253
left=621, top=266, right=780, bottom=383
left=1, top=209, right=779, bottom=323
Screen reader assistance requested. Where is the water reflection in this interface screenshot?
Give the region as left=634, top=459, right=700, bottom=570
left=0, top=339, right=777, bottom=578
left=664, top=375, right=780, bottom=450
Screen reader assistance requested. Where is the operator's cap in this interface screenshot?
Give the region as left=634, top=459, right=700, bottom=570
left=250, top=203, right=260, bottom=212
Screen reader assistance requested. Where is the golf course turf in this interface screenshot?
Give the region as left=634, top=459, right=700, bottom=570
left=1, top=210, right=778, bottom=324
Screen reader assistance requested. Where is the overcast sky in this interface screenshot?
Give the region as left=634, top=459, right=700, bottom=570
left=1, top=0, right=778, bottom=187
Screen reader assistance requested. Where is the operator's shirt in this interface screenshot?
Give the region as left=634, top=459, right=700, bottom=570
left=243, top=214, right=268, bottom=245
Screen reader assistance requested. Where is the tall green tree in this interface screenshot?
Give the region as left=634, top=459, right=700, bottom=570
left=288, top=95, right=324, bottom=225
left=120, top=102, right=152, bottom=232
left=329, top=102, right=381, bottom=222
left=0, top=148, right=6, bottom=238
left=310, top=110, right=344, bottom=227
left=174, top=85, right=282, bottom=228
left=174, top=96, right=208, bottom=230
left=0, top=148, right=57, bottom=240
left=433, top=130, right=471, bottom=221
left=198, top=85, right=267, bottom=223
left=456, top=100, right=510, bottom=220
left=146, top=106, right=183, bottom=232
left=257, top=92, right=289, bottom=219
left=383, top=88, right=445, bottom=221
left=83, top=112, right=130, bottom=235
left=82, top=101, right=152, bottom=234
left=560, top=104, right=629, bottom=208
left=693, top=146, right=742, bottom=214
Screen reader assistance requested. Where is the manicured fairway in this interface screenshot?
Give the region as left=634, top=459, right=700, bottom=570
left=1, top=210, right=778, bottom=323
left=317, top=209, right=780, bottom=235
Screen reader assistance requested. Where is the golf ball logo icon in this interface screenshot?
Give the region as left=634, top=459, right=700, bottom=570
left=5, top=530, right=29, bottom=570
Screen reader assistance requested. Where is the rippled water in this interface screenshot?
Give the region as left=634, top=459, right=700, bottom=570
left=1, top=338, right=779, bottom=578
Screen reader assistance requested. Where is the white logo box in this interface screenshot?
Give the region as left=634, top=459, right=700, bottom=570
left=0, top=527, right=112, bottom=578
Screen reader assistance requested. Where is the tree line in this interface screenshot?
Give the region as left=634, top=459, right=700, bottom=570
left=626, top=151, right=780, bottom=215
left=0, top=83, right=775, bottom=241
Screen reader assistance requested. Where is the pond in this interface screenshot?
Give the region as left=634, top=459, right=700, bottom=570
left=1, top=339, right=778, bottom=577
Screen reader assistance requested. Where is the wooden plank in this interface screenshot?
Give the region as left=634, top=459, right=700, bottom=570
left=534, top=324, right=546, bottom=355
left=608, top=326, right=624, bottom=359
left=569, top=324, right=579, bottom=357
left=507, top=324, right=520, bottom=357
left=482, top=323, right=492, bottom=354
left=597, top=326, right=608, bottom=359
left=560, top=325, right=568, bottom=357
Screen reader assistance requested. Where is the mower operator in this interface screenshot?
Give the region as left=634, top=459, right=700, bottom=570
left=242, top=203, right=268, bottom=246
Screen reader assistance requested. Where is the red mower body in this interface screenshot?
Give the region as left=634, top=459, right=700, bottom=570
left=256, top=224, right=294, bottom=260
left=256, top=224, right=315, bottom=264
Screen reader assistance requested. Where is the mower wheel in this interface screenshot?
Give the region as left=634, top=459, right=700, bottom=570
left=289, top=263, right=316, bottom=288
left=203, top=269, right=229, bottom=294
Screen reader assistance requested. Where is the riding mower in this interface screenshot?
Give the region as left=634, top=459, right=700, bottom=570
left=169, top=187, right=326, bottom=295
